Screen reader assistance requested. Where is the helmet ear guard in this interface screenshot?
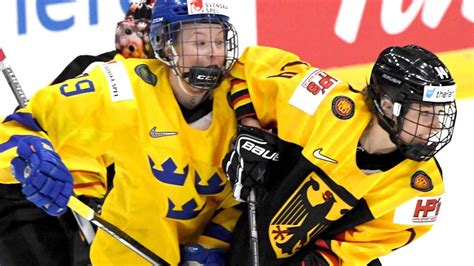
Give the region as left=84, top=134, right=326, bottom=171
left=368, top=45, right=457, bottom=161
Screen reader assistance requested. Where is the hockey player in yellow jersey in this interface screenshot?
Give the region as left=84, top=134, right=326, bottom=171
left=0, top=0, right=241, bottom=265
left=223, top=45, right=457, bottom=265
left=0, top=2, right=157, bottom=265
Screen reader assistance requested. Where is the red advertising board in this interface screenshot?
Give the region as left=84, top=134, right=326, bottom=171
left=257, top=0, right=474, bottom=68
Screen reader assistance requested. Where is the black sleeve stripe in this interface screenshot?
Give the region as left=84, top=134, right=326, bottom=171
left=235, top=104, right=256, bottom=121
left=229, top=88, right=250, bottom=103
left=392, top=228, right=416, bottom=251
left=280, top=61, right=309, bottom=71
left=267, top=72, right=298, bottom=79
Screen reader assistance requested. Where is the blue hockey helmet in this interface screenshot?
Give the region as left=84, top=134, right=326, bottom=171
left=150, top=0, right=238, bottom=90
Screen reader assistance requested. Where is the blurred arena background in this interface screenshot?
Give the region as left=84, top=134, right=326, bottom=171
left=0, top=1, right=472, bottom=265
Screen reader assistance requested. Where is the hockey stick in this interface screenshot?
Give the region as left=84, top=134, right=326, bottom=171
left=0, top=47, right=169, bottom=266
left=0, top=46, right=100, bottom=246
left=0, top=49, right=28, bottom=107
left=68, top=197, right=169, bottom=266
left=0, top=48, right=96, bottom=245
left=247, top=189, right=260, bottom=266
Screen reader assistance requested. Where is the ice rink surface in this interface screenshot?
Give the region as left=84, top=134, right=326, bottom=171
left=381, top=98, right=474, bottom=265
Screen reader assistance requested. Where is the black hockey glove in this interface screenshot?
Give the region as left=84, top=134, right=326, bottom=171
left=222, top=125, right=279, bottom=202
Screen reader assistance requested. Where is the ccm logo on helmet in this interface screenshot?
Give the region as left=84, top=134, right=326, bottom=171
left=242, top=141, right=279, bottom=161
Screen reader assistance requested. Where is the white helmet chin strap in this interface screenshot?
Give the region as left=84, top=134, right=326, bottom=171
left=167, top=45, right=212, bottom=100
left=176, top=74, right=196, bottom=96
left=176, top=75, right=212, bottom=108
left=166, top=45, right=195, bottom=97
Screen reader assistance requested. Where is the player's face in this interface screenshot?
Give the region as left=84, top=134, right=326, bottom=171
left=174, top=23, right=226, bottom=73
left=398, top=103, right=442, bottom=145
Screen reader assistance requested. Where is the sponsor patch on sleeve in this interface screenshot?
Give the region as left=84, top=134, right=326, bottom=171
left=289, top=68, right=340, bottom=115
left=393, top=196, right=442, bottom=225
left=99, top=61, right=134, bottom=102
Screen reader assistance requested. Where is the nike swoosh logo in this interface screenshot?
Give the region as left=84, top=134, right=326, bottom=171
left=149, top=127, right=177, bottom=138
left=313, top=148, right=338, bottom=164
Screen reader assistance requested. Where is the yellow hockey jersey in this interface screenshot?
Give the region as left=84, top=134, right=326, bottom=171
left=229, top=46, right=444, bottom=265
left=0, top=58, right=240, bottom=265
left=0, top=52, right=127, bottom=198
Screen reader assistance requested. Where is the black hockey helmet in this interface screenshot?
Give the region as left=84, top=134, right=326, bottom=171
left=368, top=45, right=457, bottom=161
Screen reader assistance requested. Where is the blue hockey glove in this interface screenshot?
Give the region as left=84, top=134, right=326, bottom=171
left=10, top=136, right=73, bottom=216
left=180, top=244, right=227, bottom=266
left=222, top=125, right=279, bottom=202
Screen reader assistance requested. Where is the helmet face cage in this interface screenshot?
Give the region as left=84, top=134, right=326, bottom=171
left=151, top=17, right=238, bottom=90
left=368, top=45, right=457, bottom=161
left=391, top=100, right=457, bottom=161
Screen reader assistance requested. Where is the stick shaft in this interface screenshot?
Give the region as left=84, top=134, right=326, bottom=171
left=248, top=189, right=260, bottom=266
left=0, top=48, right=29, bottom=108
left=68, top=197, right=168, bottom=265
